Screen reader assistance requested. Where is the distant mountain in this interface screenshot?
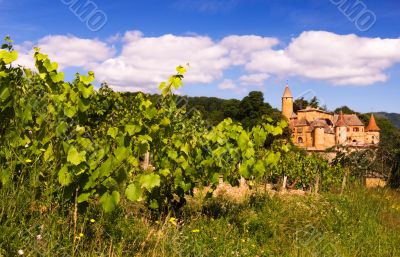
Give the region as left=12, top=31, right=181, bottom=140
left=375, top=112, right=400, bottom=128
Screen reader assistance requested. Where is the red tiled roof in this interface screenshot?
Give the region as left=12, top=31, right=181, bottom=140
left=366, top=114, right=380, bottom=131
left=336, top=111, right=346, bottom=127
left=293, top=119, right=309, bottom=127
left=334, top=114, right=364, bottom=126
left=282, top=85, right=293, bottom=98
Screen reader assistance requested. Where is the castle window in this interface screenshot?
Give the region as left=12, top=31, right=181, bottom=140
left=347, top=128, right=350, bottom=132
left=353, top=127, right=359, bottom=132
left=298, top=137, right=304, bottom=144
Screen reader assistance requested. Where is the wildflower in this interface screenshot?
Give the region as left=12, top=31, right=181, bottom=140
left=241, top=239, right=245, bottom=243
left=25, top=159, right=32, bottom=163
left=36, top=234, right=42, bottom=240
left=191, top=229, right=200, bottom=233
left=90, top=219, right=95, bottom=223
left=169, top=217, right=177, bottom=226
left=18, top=249, right=24, bottom=255
left=79, top=233, right=84, bottom=238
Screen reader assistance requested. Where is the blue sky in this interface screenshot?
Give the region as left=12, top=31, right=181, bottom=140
left=1, top=0, right=400, bottom=113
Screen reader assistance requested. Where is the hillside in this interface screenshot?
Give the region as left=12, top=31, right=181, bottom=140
left=375, top=112, right=400, bottom=128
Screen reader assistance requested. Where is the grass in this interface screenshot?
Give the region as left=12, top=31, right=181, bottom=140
left=1, top=181, right=400, bottom=256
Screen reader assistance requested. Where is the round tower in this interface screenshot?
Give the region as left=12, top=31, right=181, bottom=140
left=282, top=85, right=293, bottom=120
left=335, top=111, right=347, bottom=145
left=366, top=114, right=380, bottom=144
left=314, top=126, right=325, bottom=149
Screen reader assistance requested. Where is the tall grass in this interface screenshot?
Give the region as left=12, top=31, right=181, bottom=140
left=1, top=177, right=400, bottom=256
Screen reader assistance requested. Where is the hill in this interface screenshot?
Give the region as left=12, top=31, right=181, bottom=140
left=375, top=112, right=400, bottom=129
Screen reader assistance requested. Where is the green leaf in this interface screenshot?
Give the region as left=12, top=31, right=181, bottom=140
left=77, top=193, right=91, bottom=203
left=254, top=160, right=265, bottom=177
left=125, top=124, right=141, bottom=135
left=100, top=191, right=120, bottom=213
left=0, top=87, right=10, bottom=101
left=0, top=50, right=18, bottom=64
left=43, top=143, right=53, bottom=161
left=139, top=174, right=161, bottom=190
left=43, top=59, right=58, bottom=72
left=149, top=200, right=159, bottom=210
left=125, top=183, right=143, bottom=201
left=107, top=127, right=118, bottom=139
left=114, top=147, right=129, bottom=163
left=238, top=132, right=250, bottom=150
left=79, top=71, right=95, bottom=85
left=161, top=117, right=171, bottom=126
left=50, top=72, right=64, bottom=83
left=239, top=164, right=250, bottom=179
left=176, top=65, right=187, bottom=75
left=64, top=105, right=78, bottom=118
left=56, top=121, right=68, bottom=136
left=58, top=166, right=73, bottom=186
left=67, top=146, right=86, bottom=166
left=160, top=168, right=170, bottom=177
left=81, top=85, right=94, bottom=98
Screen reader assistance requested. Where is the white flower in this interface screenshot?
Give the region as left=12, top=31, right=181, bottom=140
left=18, top=249, right=24, bottom=255
left=36, top=234, right=42, bottom=240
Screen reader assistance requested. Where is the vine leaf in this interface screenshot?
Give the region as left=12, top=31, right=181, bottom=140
left=139, top=174, right=161, bottom=190
left=100, top=191, right=120, bottom=213
left=125, top=183, right=143, bottom=201
left=0, top=50, right=18, bottom=64
left=67, top=146, right=86, bottom=166
left=58, top=166, right=72, bottom=186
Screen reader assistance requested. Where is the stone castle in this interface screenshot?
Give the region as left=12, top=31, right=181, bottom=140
left=282, top=85, right=380, bottom=151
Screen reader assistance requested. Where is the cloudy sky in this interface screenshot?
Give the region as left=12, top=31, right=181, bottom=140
left=1, top=0, right=400, bottom=112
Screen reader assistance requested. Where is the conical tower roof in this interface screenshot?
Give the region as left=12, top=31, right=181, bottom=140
left=336, top=111, right=346, bottom=127
left=282, top=85, right=293, bottom=98
left=366, top=114, right=380, bottom=132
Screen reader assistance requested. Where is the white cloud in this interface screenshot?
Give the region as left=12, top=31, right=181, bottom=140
left=15, top=35, right=115, bottom=70
left=218, top=79, right=237, bottom=90
left=246, top=31, right=400, bottom=85
left=218, top=79, right=247, bottom=94
left=239, top=73, right=269, bottom=86
left=94, top=31, right=231, bottom=90
left=13, top=30, right=400, bottom=92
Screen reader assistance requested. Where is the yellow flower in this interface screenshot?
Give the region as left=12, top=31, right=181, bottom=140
left=169, top=217, right=177, bottom=226
left=25, top=159, right=32, bottom=163
left=191, top=229, right=200, bottom=233
left=90, top=219, right=95, bottom=223
left=79, top=233, right=84, bottom=237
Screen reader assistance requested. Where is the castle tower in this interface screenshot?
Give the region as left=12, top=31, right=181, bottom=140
left=365, top=114, right=380, bottom=144
left=335, top=111, right=347, bottom=145
left=282, top=85, right=293, bottom=120
left=314, top=123, right=325, bottom=149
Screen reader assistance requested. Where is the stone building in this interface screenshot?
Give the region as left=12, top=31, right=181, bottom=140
left=281, top=85, right=380, bottom=151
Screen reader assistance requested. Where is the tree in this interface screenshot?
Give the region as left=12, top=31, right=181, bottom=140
left=334, top=106, right=356, bottom=114
left=309, top=96, right=319, bottom=109
left=293, top=97, right=309, bottom=112
left=238, top=91, right=274, bottom=129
